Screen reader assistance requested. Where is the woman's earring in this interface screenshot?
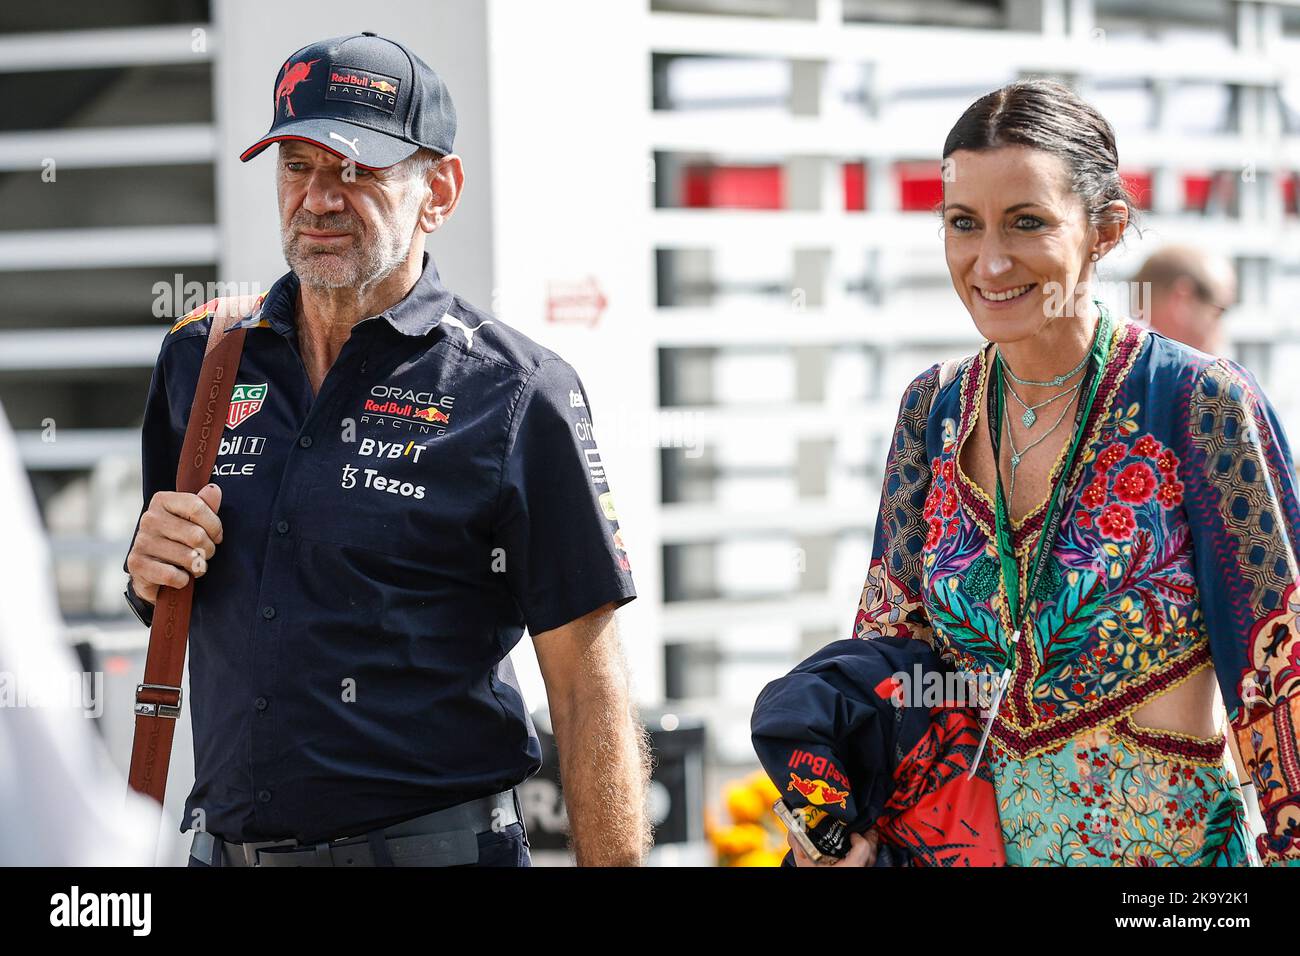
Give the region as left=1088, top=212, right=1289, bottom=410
left=1090, top=251, right=1100, bottom=262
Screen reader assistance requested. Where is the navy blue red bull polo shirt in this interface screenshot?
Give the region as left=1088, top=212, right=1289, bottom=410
left=123, top=252, right=636, bottom=844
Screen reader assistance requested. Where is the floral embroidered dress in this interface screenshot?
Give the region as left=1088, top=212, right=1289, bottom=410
left=853, top=311, right=1300, bottom=866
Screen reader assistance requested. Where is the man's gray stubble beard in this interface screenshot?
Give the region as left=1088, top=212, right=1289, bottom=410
left=284, top=180, right=424, bottom=294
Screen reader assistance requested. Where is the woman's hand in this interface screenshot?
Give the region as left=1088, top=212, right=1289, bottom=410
left=788, top=828, right=879, bottom=866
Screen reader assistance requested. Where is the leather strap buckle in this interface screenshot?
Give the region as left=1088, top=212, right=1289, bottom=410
left=134, top=682, right=183, bottom=719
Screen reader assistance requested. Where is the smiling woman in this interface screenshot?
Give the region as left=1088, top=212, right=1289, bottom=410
left=809, top=79, right=1300, bottom=867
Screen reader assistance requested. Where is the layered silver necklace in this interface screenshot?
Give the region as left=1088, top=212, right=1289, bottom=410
left=996, top=346, right=1090, bottom=500
left=1004, top=375, right=1081, bottom=429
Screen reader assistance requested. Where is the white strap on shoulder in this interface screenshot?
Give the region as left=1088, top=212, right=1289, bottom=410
left=928, top=356, right=969, bottom=416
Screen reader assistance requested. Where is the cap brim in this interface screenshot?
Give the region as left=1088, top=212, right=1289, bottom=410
left=239, top=118, right=420, bottom=169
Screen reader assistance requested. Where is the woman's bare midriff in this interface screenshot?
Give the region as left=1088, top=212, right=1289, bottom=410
left=1129, top=666, right=1220, bottom=739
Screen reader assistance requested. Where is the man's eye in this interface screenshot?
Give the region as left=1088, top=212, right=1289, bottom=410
left=285, top=162, right=307, bottom=172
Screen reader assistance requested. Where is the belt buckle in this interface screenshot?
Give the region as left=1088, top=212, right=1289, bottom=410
left=244, top=837, right=299, bottom=866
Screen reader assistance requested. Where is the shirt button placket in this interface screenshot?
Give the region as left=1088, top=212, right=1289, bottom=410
left=248, top=436, right=313, bottom=833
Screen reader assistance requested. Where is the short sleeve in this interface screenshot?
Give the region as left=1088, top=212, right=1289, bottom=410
left=121, top=340, right=183, bottom=627
left=494, top=358, right=637, bottom=635
left=853, top=364, right=942, bottom=644
left=1178, top=358, right=1300, bottom=865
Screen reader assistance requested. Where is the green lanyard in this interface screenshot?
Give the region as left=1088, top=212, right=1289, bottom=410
left=967, top=303, right=1112, bottom=777
left=989, top=305, right=1112, bottom=632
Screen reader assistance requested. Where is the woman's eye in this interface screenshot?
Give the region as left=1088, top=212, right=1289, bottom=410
left=1015, top=215, right=1044, bottom=230
left=948, top=216, right=974, bottom=232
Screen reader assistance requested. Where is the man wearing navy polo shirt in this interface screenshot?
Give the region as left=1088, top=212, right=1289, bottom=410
left=122, top=33, right=649, bottom=867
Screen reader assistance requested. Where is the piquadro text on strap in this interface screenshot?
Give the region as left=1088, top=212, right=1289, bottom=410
left=127, top=295, right=262, bottom=810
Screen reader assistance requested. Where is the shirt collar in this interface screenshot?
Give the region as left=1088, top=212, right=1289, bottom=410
left=236, top=251, right=455, bottom=338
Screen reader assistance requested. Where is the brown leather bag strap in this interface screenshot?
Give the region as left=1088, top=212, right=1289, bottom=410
left=127, top=297, right=256, bottom=808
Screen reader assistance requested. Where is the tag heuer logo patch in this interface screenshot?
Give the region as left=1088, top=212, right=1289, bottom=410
left=227, top=383, right=268, bottom=430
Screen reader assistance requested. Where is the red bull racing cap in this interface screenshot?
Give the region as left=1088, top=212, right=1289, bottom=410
left=240, top=32, right=456, bottom=169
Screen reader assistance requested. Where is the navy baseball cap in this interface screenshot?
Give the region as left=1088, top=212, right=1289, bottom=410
left=240, top=32, right=456, bottom=169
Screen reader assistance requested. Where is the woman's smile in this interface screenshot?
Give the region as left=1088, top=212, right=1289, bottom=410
left=973, top=282, right=1038, bottom=308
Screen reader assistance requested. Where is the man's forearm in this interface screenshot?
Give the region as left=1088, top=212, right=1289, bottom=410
left=549, top=674, right=652, bottom=866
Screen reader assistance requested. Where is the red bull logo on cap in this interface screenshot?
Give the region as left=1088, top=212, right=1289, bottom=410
left=325, top=64, right=401, bottom=115
left=275, top=59, right=320, bottom=118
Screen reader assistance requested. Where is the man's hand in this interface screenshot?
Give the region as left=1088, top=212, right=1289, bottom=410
left=125, top=484, right=224, bottom=604
left=533, top=602, right=652, bottom=866
left=788, top=829, right=879, bottom=867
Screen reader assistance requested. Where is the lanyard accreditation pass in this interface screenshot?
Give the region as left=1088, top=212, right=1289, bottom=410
left=966, top=305, right=1113, bottom=778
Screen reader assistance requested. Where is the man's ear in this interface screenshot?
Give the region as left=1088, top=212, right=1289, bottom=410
left=418, top=153, right=464, bottom=234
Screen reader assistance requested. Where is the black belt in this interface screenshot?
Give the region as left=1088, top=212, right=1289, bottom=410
left=190, top=790, right=521, bottom=867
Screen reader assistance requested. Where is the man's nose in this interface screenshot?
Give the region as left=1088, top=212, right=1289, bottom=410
left=301, top=170, right=347, bottom=216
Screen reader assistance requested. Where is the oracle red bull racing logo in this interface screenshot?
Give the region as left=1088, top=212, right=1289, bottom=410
left=226, top=383, right=268, bottom=430
left=361, top=384, right=454, bottom=435
left=275, top=58, right=320, bottom=118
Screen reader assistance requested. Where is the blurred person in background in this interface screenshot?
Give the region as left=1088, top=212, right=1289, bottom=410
left=0, top=402, right=157, bottom=865
left=1132, top=244, right=1236, bottom=355
left=791, top=79, right=1300, bottom=867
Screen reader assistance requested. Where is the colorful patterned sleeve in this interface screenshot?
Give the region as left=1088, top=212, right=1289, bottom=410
left=853, top=364, right=943, bottom=643
left=1178, top=357, right=1300, bottom=865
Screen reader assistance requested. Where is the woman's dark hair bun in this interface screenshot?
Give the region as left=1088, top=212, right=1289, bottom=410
left=943, top=78, right=1137, bottom=237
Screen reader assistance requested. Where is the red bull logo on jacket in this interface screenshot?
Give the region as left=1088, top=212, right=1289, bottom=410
left=787, top=773, right=850, bottom=810
left=787, top=749, right=850, bottom=790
